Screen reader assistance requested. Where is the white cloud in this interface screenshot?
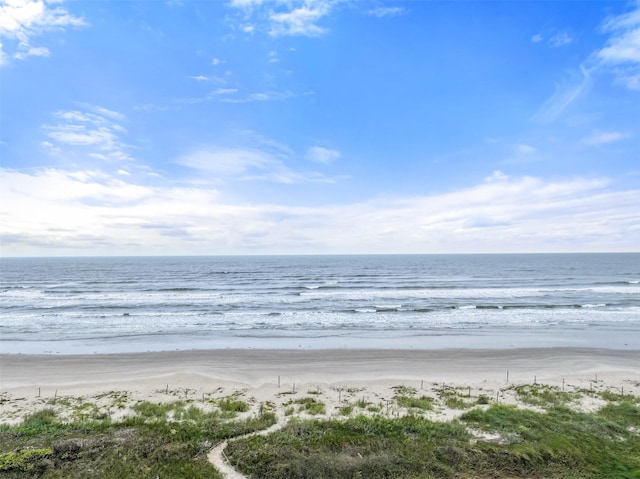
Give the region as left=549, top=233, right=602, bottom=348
left=176, top=145, right=334, bottom=184
left=13, top=44, right=48, bottom=59
left=548, top=31, right=574, bottom=47
left=211, top=57, right=224, bottom=65
left=306, top=146, right=340, bottom=163
left=189, top=75, right=210, bottom=81
left=582, top=130, right=631, bottom=145
left=178, top=148, right=276, bottom=176
left=42, top=106, right=134, bottom=162
left=218, top=90, right=292, bottom=103
left=2, top=168, right=638, bottom=255
left=269, top=3, right=330, bottom=37
left=368, top=7, right=407, bottom=18
left=227, top=0, right=334, bottom=37
left=596, top=2, right=640, bottom=89
left=533, top=65, right=592, bottom=122
left=230, top=0, right=264, bottom=7
left=213, top=88, right=238, bottom=95
left=0, top=0, right=87, bottom=63
left=485, top=170, right=508, bottom=182
left=247, top=92, right=269, bottom=101
left=92, top=106, right=125, bottom=121
left=531, top=33, right=543, bottom=43
left=179, top=88, right=295, bottom=104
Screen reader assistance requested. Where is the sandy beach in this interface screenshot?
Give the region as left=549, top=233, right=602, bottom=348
left=2, top=348, right=639, bottom=425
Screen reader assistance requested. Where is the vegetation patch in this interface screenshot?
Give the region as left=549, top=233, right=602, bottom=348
left=226, top=415, right=469, bottom=479
left=0, top=401, right=276, bottom=479
left=217, top=396, right=250, bottom=413
left=293, top=397, right=326, bottom=415
left=3, top=387, right=639, bottom=479
left=396, top=395, right=433, bottom=410
left=0, top=448, right=53, bottom=473
left=227, top=399, right=640, bottom=479
left=460, top=402, right=640, bottom=477
left=511, top=384, right=575, bottom=408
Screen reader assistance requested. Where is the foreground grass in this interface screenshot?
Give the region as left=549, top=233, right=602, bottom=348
left=0, top=402, right=275, bottom=478
left=2, top=390, right=639, bottom=479
left=227, top=401, right=640, bottom=479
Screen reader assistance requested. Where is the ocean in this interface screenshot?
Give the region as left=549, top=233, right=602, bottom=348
left=1, top=254, right=639, bottom=354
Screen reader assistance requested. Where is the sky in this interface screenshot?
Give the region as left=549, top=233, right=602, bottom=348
left=1, top=0, right=639, bottom=256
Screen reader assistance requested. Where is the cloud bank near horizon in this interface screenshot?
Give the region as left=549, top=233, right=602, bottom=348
left=2, top=166, right=638, bottom=256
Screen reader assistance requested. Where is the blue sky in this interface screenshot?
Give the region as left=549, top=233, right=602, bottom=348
left=1, top=0, right=639, bottom=256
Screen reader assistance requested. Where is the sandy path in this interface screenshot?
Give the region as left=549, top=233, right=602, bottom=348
left=207, top=414, right=286, bottom=479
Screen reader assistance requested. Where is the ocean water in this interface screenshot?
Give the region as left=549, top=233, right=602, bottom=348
left=1, top=254, right=639, bottom=354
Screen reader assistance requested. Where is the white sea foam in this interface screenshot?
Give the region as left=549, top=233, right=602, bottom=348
left=2, top=254, right=639, bottom=353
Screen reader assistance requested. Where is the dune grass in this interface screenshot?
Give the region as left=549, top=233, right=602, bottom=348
left=0, top=401, right=275, bottom=478
left=227, top=400, right=640, bottom=479
left=226, top=415, right=470, bottom=479
left=2, top=388, right=639, bottom=478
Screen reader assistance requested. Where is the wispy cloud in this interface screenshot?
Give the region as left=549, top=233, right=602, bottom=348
left=582, top=130, right=631, bottom=145
left=548, top=31, right=574, bottom=47
left=176, top=144, right=335, bottom=184
left=177, top=147, right=279, bottom=177
left=218, top=90, right=293, bottom=103
left=227, top=0, right=335, bottom=37
left=596, top=1, right=640, bottom=89
left=229, top=0, right=264, bottom=7
left=485, top=170, right=509, bottom=182
left=0, top=0, right=87, bottom=64
left=269, top=2, right=331, bottom=37
left=2, top=168, right=638, bottom=255
left=533, top=65, right=592, bottom=122
left=306, top=146, right=340, bottom=163
left=530, top=31, right=574, bottom=47
left=367, top=6, right=407, bottom=18
left=13, top=44, right=48, bottom=59
left=161, top=83, right=296, bottom=109
left=534, top=2, right=640, bottom=121
left=42, top=106, right=133, bottom=162
left=515, top=144, right=536, bottom=154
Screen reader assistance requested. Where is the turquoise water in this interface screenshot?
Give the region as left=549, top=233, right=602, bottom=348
left=1, top=254, right=638, bottom=353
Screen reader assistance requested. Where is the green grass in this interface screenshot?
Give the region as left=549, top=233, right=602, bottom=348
left=0, top=401, right=276, bottom=479
left=226, top=400, right=640, bottom=479
left=438, top=387, right=477, bottom=410
left=4, top=390, right=640, bottom=479
left=510, top=384, right=575, bottom=408
left=217, top=397, right=249, bottom=413
left=226, top=415, right=469, bottom=479
left=460, top=402, right=640, bottom=478
left=293, top=397, right=326, bottom=415
left=396, top=395, right=434, bottom=410
left=338, top=405, right=354, bottom=416
left=0, top=448, right=53, bottom=473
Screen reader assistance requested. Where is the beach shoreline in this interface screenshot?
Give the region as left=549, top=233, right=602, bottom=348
left=2, top=347, right=639, bottom=426
left=3, top=347, right=639, bottom=387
